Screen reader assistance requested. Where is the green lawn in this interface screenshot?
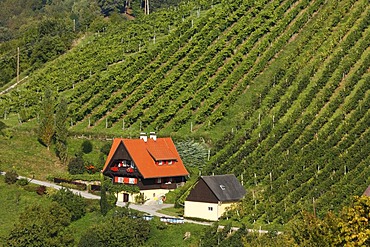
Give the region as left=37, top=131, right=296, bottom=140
left=157, top=206, right=184, bottom=217
left=145, top=219, right=208, bottom=247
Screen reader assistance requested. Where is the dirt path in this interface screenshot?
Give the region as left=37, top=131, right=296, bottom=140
left=0, top=76, right=28, bottom=95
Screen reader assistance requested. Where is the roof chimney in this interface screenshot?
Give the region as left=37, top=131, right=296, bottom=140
left=149, top=132, right=157, bottom=141
left=140, top=132, right=147, bottom=142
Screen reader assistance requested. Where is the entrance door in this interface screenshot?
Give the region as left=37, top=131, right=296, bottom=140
left=123, top=193, right=129, bottom=202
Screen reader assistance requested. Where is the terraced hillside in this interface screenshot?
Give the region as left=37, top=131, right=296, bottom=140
left=1, top=0, right=369, bottom=226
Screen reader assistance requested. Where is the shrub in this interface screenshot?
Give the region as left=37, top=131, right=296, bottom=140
left=81, top=140, right=93, bottom=154
left=23, top=184, right=38, bottom=193
left=135, top=193, right=145, bottom=204
left=17, top=178, right=29, bottom=186
left=5, top=170, right=18, bottom=184
left=51, top=188, right=86, bottom=221
left=68, top=155, right=85, bottom=175
left=37, top=185, right=47, bottom=195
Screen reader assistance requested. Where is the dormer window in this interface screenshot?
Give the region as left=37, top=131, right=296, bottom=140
left=158, top=161, right=163, bottom=165
left=168, top=160, right=173, bottom=165
left=220, top=185, right=226, bottom=190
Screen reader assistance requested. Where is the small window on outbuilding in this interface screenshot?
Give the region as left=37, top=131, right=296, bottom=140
left=219, top=185, right=226, bottom=190
left=208, top=207, right=213, bottom=211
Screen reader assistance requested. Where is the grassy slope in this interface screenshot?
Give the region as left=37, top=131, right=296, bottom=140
left=0, top=177, right=51, bottom=241
left=0, top=127, right=64, bottom=180
left=0, top=114, right=111, bottom=180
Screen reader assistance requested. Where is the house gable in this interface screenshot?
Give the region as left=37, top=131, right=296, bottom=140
left=110, top=142, right=132, bottom=165
left=186, top=179, right=219, bottom=203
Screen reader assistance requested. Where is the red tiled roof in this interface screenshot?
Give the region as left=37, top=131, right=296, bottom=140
left=146, top=140, right=177, bottom=161
left=102, top=137, right=188, bottom=179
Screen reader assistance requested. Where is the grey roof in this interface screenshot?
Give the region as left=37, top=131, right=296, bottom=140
left=201, top=174, right=246, bottom=202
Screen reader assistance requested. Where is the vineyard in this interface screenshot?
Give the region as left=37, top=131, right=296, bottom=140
left=1, top=0, right=369, bottom=227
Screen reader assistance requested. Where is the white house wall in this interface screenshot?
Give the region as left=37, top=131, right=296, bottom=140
left=184, top=201, right=236, bottom=221
left=184, top=201, right=219, bottom=221
left=117, top=189, right=170, bottom=203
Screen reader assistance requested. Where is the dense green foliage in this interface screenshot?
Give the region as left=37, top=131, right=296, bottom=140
left=6, top=202, right=74, bottom=247
left=37, top=87, right=54, bottom=149
left=175, top=139, right=208, bottom=170
left=68, top=154, right=86, bottom=175
left=81, top=139, right=93, bottom=154
left=4, top=170, right=18, bottom=184
left=100, top=181, right=109, bottom=216
left=79, top=207, right=150, bottom=247
left=286, top=196, right=370, bottom=246
left=1, top=0, right=369, bottom=231
left=51, top=188, right=87, bottom=221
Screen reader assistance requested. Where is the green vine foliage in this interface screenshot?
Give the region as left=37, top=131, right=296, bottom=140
left=1, top=0, right=370, bottom=228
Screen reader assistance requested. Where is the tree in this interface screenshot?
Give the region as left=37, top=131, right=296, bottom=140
left=337, top=196, right=370, bottom=246
left=72, top=0, right=101, bottom=29
left=6, top=202, right=74, bottom=247
left=98, top=0, right=124, bottom=16
left=38, top=87, right=54, bottom=150
left=100, top=182, right=109, bottom=216
left=55, top=97, right=68, bottom=164
left=81, top=139, right=93, bottom=154
left=68, top=154, right=85, bottom=174
left=175, top=139, right=208, bottom=169
left=199, top=223, right=219, bottom=246
left=51, top=188, right=87, bottom=221
left=286, top=211, right=340, bottom=247
left=78, top=214, right=150, bottom=247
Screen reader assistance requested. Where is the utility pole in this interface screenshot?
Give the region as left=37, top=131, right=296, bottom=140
left=144, top=0, right=149, bottom=15
left=17, top=47, right=20, bottom=83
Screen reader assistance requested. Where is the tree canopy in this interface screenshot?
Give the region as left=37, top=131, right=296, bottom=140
left=6, top=202, right=74, bottom=247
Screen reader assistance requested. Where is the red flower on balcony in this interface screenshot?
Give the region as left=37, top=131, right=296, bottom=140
left=111, top=167, right=119, bottom=172
left=126, top=167, right=134, bottom=173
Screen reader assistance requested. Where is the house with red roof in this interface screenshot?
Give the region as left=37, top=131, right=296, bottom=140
left=102, top=132, right=189, bottom=203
